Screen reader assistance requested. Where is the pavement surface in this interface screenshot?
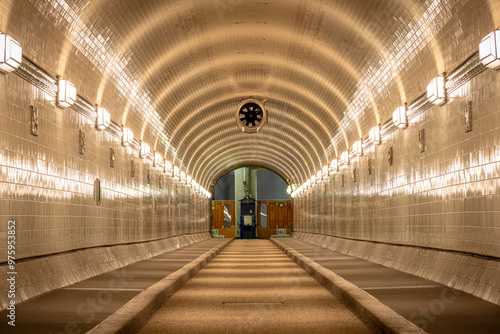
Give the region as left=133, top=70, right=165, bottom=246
left=274, top=238, right=500, bottom=334
left=138, top=239, right=374, bottom=334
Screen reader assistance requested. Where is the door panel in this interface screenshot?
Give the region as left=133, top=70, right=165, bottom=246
left=268, top=201, right=276, bottom=228
left=212, top=201, right=223, bottom=228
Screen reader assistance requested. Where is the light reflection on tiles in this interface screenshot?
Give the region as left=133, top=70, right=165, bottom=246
left=0, top=77, right=209, bottom=261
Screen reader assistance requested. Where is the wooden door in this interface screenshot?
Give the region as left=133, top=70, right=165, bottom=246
left=276, top=202, right=285, bottom=228
left=211, top=201, right=224, bottom=228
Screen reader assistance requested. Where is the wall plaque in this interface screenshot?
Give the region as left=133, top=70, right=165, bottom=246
left=79, top=130, right=85, bottom=155
left=419, top=129, right=425, bottom=153
left=464, top=101, right=472, bottom=133
left=30, top=105, right=39, bottom=136
left=110, top=148, right=115, bottom=168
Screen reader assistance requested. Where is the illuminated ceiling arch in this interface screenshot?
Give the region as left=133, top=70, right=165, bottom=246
left=9, top=0, right=496, bottom=190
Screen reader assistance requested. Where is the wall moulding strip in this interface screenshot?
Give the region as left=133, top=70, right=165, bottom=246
left=14, top=57, right=57, bottom=96
left=407, top=94, right=433, bottom=120
left=72, top=96, right=97, bottom=121
left=447, top=53, right=486, bottom=93
left=107, top=121, right=123, bottom=140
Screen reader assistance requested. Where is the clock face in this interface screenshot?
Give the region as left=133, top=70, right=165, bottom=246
left=236, top=99, right=267, bottom=133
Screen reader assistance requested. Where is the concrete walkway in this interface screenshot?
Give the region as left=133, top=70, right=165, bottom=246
left=0, top=238, right=230, bottom=334
left=138, top=240, right=373, bottom=334
left=273, top=238, right=500, bottom=334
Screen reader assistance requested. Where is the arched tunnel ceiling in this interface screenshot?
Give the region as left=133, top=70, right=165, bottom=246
left=4, top=0, right=499, bottom=189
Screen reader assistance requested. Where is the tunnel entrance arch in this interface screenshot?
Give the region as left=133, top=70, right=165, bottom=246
left=210, top=165, right=292, bottom=239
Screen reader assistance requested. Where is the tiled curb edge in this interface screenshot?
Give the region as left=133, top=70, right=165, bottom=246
left=270, top=238, right=426, bottom=334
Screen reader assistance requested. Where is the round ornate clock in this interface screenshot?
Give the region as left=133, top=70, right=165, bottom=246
left=235, top=99, right=267, bottom=133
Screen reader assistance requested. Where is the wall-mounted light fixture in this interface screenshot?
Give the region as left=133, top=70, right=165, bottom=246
left=173, top=166, right=180, bottom=178
left=353, top=140, right=363, bottom=156
left=392, top=104, right=408, bottom=129
left=56, top=77, right=77, bottom=108
left=427, top=74, right=446, bottom=105
left=322, top=165, right=329, bottom=179
left=340, top=151, right=350, bottom=165
left=154, top=152, right=164, bottom=167
left=186, top=175, right=192, bottom=185
left=122, top=127, right=133, bottom=147
left=140, top=142, right=150, bottom=158
left=96, top=106, right=110, bottom=130
left=0, top=33, right=22, bottom=73
left=164, top=160, right=172, bottom=173
left=479, top=29, right=500, bottom=70
left=330, top=159, right=339, bottom=173
left=369, top=124, right=381, bottom=144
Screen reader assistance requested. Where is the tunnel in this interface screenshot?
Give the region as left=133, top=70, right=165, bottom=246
left=0, top=0, right=500, bottom=333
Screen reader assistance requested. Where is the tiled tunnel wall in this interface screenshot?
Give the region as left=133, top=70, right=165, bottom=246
left=0, top=72, right=210, bottom=262
left=0, top=2, right=212, bottom=263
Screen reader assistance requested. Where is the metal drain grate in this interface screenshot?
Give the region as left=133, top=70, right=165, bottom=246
left=363, top=285, right=442, bottom=290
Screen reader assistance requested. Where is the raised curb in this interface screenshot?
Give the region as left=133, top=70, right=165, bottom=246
left=270, top=238, right=427, bottom=334
left=87, top=238, right=233, bottom=334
